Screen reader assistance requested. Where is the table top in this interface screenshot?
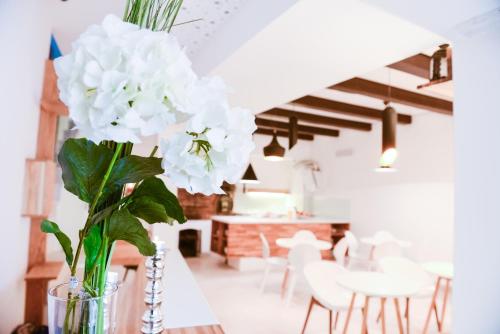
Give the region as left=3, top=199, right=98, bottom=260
left=211, top=215, right=348, bottom=225
left=163, top=248, right=219, bottom=329
left=336, top=272, right=421, bottom=298
left=276, top=237, right=332, bottom=250
left=421, top=261, right=454, bottom=280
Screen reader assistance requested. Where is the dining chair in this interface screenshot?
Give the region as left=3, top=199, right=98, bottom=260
left=332, top=237, right=349, bottom=267
left=301, top=261, right=363, bottom=334
left=259, top=232, right=287, bottom=293
left=282, top=244, right=321, bottom=305
left=372, top=240, right=403, bottom=261
left=378, top=257, right=437, bottom=330
left=343, top=230, right=359, bottom=256
left=334, top=232, right=371, bottom=270
left=292, top=230, right=317, bottom=241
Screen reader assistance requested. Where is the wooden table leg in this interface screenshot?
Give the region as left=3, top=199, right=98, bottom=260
left=342, top=293, right=357, bottom=334
left=361, top=296, right=370, bottom=334
left=380, top=298, right=387, bottom=334
left=422, top=277, right=442, bottom=334
left=394, top=298, right=404, bottom=334
left=334, top=311, right=340, bottom=330
left=439, top=278, right=451, bottom=332
left=329, top=310, right=333, bottom=334
left=301, top=298, right=314, bottom=334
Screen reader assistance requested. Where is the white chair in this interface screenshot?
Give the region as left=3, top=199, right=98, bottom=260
left=343, top=230, right=359, bottom=256
left=378, top=257, right=436, bottom=329
left=301, top=261, right=363, bottom=334
left=292, top=230, right=317, bottom=241
left=372, top=240, right=403, bottom=261
left=332, top=237, right=349, bottom=267
left=282, top=244, right=322, bottom=305
left=259, top=233, right=287, bottom=292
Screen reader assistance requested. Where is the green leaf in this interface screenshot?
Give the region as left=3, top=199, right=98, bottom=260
left=41, top=220, right=73, bottom=267
left=102, top=156, right=164, bottom=203
left=58, top=138, right=114, bottom=203
left=133, top=176, right=186, bottom=224
left=108, top=208, right=155, bottom=256
left=128, top=196, right=173, bottom=224
left=83, top=224, right=102, bottom=272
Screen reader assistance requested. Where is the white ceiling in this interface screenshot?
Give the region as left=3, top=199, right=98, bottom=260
left=49, top=0, right=452, bottom=122
left=49, top=0, right=252, bottom=56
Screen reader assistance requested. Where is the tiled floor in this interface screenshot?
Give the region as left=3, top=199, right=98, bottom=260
left=187, top=254, right=451, bottom=334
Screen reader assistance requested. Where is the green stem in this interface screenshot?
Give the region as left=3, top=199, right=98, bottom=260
left=96, top=218, right=110, bottom=334
left=70, top=143, right=124, bottom=276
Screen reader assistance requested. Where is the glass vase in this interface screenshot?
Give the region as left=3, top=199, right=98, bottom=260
left=47, top=280, right=119, bottom=334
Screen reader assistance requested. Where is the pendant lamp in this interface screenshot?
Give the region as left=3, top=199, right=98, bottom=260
left=263, top=130, right=285, bottom=161
left=377, top=102, right=398, bottom=171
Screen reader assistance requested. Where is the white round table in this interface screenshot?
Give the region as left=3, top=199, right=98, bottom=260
left=421, top=261, right=454, bottom=334
left=275, top=237, right=332, bottom=250
left=336, top=272, right=420, bottom=334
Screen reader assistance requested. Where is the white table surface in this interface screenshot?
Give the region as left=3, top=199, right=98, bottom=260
left=211, top=215, right=348, bottom=225
left=163, top=248, right=219, bottom=329
left=336, top=272, right=421, bottom=298
left=276, top=237, right=332, bottom=250
left=422, top=261, right=454, bottom=280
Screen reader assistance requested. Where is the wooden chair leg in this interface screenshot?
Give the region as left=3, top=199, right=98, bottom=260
left=334, top=311, right=339, bottom=330
left=405, top=297, right=410, bottom=334
left=361, top=296, right=370, bottom=334
left=329, top=310, right=333, bottom=334
left=380, top=298, right=387, bottom=334
left=393, top=298, right=404, bottom=334
left=342, top=293, right=356, bottom=334
left=301, top=298, right=315, bottom=334
left=422, top=277, right=442, bottom=334
left=281, top=268, right=289, bottom=299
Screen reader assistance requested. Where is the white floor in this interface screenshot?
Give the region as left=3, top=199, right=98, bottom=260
left=187, top=254, right=451, bottom=334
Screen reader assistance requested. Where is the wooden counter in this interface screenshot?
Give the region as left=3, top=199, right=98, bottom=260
left=211, top=215, right=350, bottom=260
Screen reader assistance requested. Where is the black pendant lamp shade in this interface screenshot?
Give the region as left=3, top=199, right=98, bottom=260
left=240, top=164, right=259, bottom=184
left=379, top=103, right=398, bottom=169
left=263, top=131, right=285, bottom=161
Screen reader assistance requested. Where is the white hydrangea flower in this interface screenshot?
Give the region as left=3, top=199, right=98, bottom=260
left=54, top=14, right=197, bottom=143
left=56, top=15, right=256, bottom=195
left=161, top=103, right=256, bottom=195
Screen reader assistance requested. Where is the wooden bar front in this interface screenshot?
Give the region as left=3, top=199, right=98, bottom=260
left=211, top=218, right=350, bottom=260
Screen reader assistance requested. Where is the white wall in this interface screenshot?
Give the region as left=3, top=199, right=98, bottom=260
left=312, top=112, right=454, bottom=261
left=233, top=134, right=314, bottom=214
left=453, top=29, right=500, bottom=333
left=0, top=0, right=51, bottom=331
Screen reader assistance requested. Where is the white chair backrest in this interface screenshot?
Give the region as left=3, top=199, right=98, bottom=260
left=372, top=241, right=403, bottom=260
left=333, top=237, right=349, bottom=266
left=293, top=230, right=317, bottom=241
left=304, top=260, right=348, bottom=297
left=259, top=233, right=270, bottom=259
left=379, top=257, right=433, bottom=288
left=343, top=231, right=359, bottom=255
left=373, top=230, right=397, bottom=244
left=288, top=244, right=322, bottom=276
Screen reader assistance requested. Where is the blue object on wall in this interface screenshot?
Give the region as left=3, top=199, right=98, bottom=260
left=50, top=35, right=63, bottom=59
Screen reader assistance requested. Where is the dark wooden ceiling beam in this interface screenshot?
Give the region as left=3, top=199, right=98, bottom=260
left=388, top=53, right=430, bottom=79
left=262, top=109, right=371, bottom=131
left=292, top=95, right=412, bottom=124
left=254, top=127, right=314, bottom=141
left=330, top=78, right=453, bottom=115
left=255, top=118, right=340, bottom=137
